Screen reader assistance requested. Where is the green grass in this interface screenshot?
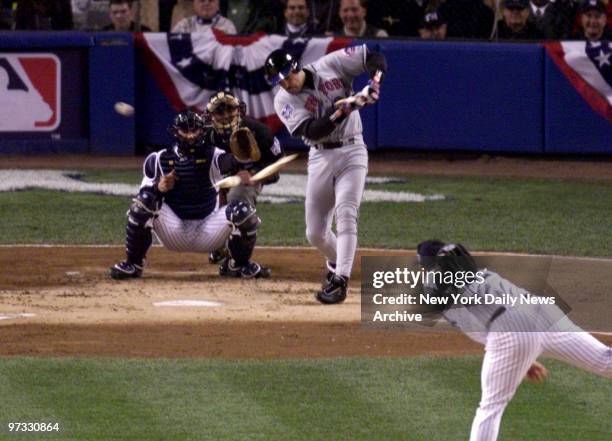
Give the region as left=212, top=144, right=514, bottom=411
left=0, top=357, right=609, bottom=441
left=1, top=171, right=610, bottom=255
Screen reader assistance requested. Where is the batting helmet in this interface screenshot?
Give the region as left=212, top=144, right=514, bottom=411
left=169, top=110, right=206, bottom=153
left=264, top=49, right=300, bottom=86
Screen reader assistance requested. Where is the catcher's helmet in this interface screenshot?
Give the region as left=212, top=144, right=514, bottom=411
left=169, top=110, right=205, bottom=153
left=264, top=49, right=300, bottom=86
left=206, top=91, right=245, bottom=138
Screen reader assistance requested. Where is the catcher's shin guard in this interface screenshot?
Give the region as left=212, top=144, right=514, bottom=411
left=123, top=187, right=158, bottom=266
left=225, top=200, right=260, bottom=267
left=125, top=221, right=152, bottom=267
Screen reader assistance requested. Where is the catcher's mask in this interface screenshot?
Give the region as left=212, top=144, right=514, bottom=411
left=169, top=110, right=206, bottom=154
left=206, top=91, right=245, bottom=138
left=264, top=49, right=300, bottom=87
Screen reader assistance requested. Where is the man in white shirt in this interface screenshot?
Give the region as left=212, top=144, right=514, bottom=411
left=281, top=0, right=315, bottom=37
left=173, top=0, right=236, bottom=34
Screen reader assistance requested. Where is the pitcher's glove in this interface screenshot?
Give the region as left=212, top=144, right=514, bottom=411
left=230, top=127, right=261, bottom=164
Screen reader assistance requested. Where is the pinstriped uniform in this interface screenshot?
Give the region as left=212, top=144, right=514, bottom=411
left=143, top=146, right=232, bottom=254
left=443, top=271, right=611, bottom=441
left=152, top=205, right=231, bottom=253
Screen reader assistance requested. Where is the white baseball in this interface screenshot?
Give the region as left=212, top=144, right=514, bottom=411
left=114, top=101, right=134, bottom=117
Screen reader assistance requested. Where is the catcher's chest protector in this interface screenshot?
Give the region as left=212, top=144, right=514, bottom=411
left=158, top=148, right=217, bottom=220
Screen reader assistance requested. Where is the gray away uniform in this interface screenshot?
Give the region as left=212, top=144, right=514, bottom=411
left=274, top=44, right=378, bottom=279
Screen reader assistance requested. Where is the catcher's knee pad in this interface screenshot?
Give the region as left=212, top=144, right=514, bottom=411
left=225, top=200, right=260, bottom=236
left=128, top=187, right=162, bottom=229
left=335, top=201, right=359, bottom=235
left=225, top=200, right=260, bottom=266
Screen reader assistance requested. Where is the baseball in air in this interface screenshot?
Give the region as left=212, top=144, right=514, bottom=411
left=114, top=101, right=134, bottom=116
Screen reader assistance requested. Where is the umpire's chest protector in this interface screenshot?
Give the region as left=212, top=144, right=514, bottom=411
left=158, top=147, right=217, bottom=220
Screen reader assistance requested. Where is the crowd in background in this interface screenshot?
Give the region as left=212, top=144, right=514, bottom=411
left=0, top=0, right=610, bottom=41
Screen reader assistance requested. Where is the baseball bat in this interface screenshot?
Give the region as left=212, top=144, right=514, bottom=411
left=214, top=153, right=299, bottom=189
left=250, top=153, right=299, bottom=182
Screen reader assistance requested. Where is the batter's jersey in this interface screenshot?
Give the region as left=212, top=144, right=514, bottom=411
left=141, top=145, right=225, bottom=220
left=274, top=44, right=369, bottom=146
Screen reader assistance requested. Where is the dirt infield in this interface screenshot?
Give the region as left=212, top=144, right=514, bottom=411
left=1, top=155, right=610, bottom=359
left=1, top=246, right=609, bottom=359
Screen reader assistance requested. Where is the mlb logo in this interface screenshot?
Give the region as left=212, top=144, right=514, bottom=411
left=0, top=53, right=61, bottom=132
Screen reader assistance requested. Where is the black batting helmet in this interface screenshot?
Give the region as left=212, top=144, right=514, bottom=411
left=169, top=110, right=206, bottom=153
left=264, top=49, right=300, bottom=86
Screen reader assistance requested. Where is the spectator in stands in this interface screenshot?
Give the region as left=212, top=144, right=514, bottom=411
left=15, top=0, right=73, bottom=30
left=173, top=0, right=237, bottom=33
left=278, top=0, right=316, bottom=37
left=103, top=0, right=151, bottom=31
left=439, top=0, right=495, bottom=39
left=418, top=9, right=448, bottom=40
left=225, top=0, right=281, bottom=34
left=0, top=0, right=15, bottom=30
left=72, top=0, right=113, bottom=31
left=573, top=0, right=611, bottom=41
left=337, top=0, right=388, bottom=37
left=369, top=0, right=425, bottom=37
left=528, top=0, right=574, bottom=39
left=310, top=0, right=340, bottom=34
left=160, top=0, right=177, bottom=31
left=497, top=0, right=543, bottom=40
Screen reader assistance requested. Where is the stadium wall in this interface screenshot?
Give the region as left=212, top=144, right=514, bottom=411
left=0, top=32, right=609, bottom=155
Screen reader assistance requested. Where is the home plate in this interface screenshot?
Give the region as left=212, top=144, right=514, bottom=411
left=0, top=313, right=36, bottom=321
left=153, top=300, right=223, bottom=307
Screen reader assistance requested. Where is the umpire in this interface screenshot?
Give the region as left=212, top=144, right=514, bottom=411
left=204, top=90, right=284, bottom=263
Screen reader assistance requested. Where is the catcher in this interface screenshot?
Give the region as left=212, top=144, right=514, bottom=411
left=109, top=110, right=271, bottom=280
left=203, top=91, right=284, bottom=266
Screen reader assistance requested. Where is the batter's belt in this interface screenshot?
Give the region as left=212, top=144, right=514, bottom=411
left=313, top=137, right=357, bottom=150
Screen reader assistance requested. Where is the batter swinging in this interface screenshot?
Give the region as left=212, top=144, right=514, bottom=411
left=265, top=45, right=387, bottom=304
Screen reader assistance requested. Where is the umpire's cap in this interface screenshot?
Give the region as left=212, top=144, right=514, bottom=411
left=264, top=49, right=300, bottom=86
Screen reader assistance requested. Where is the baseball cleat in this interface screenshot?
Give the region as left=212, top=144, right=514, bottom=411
left=109, top=261, right=143, bottom=280
left=324, top=261, right=337, bottom=285
left=208, top=247, right=227, bottom=265
left=316, top=274, right=348, bottom=304
left=219, top=258, right=271, bottom=279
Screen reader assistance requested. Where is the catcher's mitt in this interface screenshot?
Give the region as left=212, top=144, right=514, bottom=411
left=230, top=127, right=261, bottom=163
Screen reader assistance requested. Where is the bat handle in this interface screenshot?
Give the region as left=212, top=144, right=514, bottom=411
left=372, top=69, right=384, bottom=84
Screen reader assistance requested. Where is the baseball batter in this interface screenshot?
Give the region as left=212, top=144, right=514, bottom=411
left=417, top=240, right=611, bottom=441
left=264, top=45, right=387, bottom=304
left=110, top=110, right=270, bottom=280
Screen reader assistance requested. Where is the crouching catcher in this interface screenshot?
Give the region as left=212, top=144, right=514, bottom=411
left=110, top=110, right=271, bottom=280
